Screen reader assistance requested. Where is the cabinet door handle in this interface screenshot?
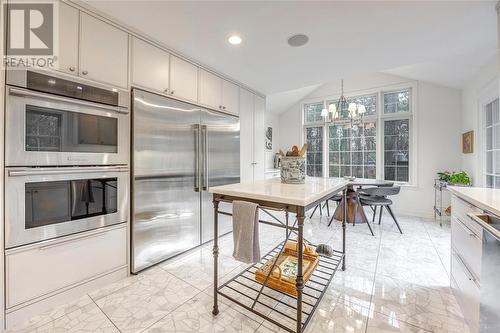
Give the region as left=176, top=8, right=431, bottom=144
left=69, top=66, right=76, bottom=72
left=164, top=88, right=169, bottom=93
left=222, top=106, right=226, bottom=110
left=81, top=70, right=88, bottom=75
left=170, top=90, right=175, bottom=95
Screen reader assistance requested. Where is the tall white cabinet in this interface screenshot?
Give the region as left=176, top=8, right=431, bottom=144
left=240, top=88, right=265, bottom=181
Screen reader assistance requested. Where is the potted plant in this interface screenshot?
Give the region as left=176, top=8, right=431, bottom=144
left=437, top=171, right=471, bottom=186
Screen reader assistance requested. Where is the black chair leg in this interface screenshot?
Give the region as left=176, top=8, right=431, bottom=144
left=325, top=201, right=330, bottom=216
left=366, top=215, right=375, bottom=236
left=327, top=215, right=335, bottom=227
left=319, top=203, right=323, bottom=216
left=372, top=206, right=377, bottom=222
left=386, top=205, right=403, bottom=234
left=309, top=204, right=318, bottom=219
left=378, top=205, right=383, bottom=224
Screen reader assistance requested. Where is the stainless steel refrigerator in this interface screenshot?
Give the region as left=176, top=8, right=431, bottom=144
left=131, top=89, right=240, bottom=273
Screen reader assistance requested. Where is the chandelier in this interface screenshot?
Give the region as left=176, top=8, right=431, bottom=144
left=321, top=79, right=366, bottom=126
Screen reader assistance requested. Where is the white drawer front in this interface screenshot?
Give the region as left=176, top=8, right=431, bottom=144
left=451, top=250, right=480, bottom=333
left=6, top=226, right=127, bottom=308
left=451, top=216, right=482, bottom=279
left=451, top=196, right=482, bottom=237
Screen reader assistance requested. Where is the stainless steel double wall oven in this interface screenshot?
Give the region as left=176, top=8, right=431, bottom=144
left=5, top=70, right=129, bottom=249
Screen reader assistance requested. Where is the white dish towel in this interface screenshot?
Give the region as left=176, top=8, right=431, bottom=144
left=232, top=200, right=261, bottom=264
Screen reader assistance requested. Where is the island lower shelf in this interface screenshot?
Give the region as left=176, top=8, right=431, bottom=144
left=218, top=241, right=344, bottom=333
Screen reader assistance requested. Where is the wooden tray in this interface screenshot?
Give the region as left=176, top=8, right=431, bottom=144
left=255, top=241, right=319, bottom=296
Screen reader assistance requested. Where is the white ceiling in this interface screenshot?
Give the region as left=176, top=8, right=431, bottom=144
left=83, top=0, right=497, bottom=97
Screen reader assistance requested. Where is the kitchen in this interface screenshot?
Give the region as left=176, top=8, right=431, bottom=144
left=0, top=1, right=499, bottom=332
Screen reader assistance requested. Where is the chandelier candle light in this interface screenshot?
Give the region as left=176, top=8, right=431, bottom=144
left=321, top=79, right=366, bottom=126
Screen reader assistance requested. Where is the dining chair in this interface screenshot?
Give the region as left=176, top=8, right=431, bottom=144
left=358, top=186, right=403, bottom=234
left=309, top=192, right=343, bottom=219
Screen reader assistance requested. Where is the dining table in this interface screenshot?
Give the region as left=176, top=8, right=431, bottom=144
left=330, top=179, right=394, bottom=234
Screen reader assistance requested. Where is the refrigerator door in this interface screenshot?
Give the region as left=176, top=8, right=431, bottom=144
left=132, top=89, right=201, bottom=272
left=200, top=110, right=240, bottom=243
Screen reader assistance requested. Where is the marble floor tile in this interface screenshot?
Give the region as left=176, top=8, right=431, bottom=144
left=328, top=267, right=375, bottom=309
left=305, top=296, right=371, bottom=333
left=370, top=275, right=469, bottom=333
left=160, top=248, right=244, bottom=291
left=366, top=312, right=430, bottom=332
left=95, top=270, right=201, bottom=333
left=7, top=295, right=94, bottom=333
left=144, top=292, right=261, bottom=332
left=31, top=301, right=118, bottom=333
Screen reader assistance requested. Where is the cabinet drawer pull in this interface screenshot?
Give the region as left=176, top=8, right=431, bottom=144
left=81, top=70, right=88, bottom=75
left=453, top=252, right=478, bottom=284
left=170, top=90, right=175, bottom=95
left=39, top=232, right=103, bottom=250
left=69, top=66, right=76, bottom=72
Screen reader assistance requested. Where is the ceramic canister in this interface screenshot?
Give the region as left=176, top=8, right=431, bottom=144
left=280, top=156, right=306, bottom=184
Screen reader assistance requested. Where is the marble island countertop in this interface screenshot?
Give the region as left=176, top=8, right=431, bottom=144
left=209, top=177, right=348, bottom=207
left=448, top=186, right=500, bottom=217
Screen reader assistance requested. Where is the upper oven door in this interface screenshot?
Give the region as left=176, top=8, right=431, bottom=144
left=5, top=166, right=129, bottom=249
left=5, top=86, right=129, bottom=166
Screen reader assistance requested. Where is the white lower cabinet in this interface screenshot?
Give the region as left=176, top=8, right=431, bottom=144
left=451, top=216, right=482, bottom=279
left=6, top=225, right=127, bottom=308
left=451, top=250, right=480, bottom=333
left=450, top=195, right=482, bottom=333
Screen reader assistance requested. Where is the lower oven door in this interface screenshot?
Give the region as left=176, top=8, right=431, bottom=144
left=5, top=86, right=129, bottom=166
left=5, top=166, right=128, bottom=249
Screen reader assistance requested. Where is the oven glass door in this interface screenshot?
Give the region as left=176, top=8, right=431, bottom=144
left=6, top=87, right=128, bottom=166
left=26, top=105, right=118, bottom=153
left=25, top=178, right=118, bottom=230
left=6, top=167, right=128, bottom=249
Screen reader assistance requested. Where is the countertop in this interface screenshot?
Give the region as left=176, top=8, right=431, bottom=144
left=209, top=177, right=348, bottom=207
left=448, top=186, right=500, bottom=217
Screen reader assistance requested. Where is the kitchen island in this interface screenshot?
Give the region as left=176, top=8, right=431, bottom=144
left=209, top=177, right=348, bottom=333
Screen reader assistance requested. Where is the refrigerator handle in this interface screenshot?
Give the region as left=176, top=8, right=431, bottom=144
left=201, top=125, right=208, bottom=191
left=194, top=124, right=200, bottom=192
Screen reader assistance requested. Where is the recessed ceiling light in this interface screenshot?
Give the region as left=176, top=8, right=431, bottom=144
left=228, top=35, right=242, bottom=45
left=288, top=34, right=309, bottom=47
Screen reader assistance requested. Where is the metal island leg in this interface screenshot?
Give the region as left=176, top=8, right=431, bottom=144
left=212, top=197, right=220, bottom=316
left=342, top=187, right=347, bottom=271
left=296, top=207, right=305, bottom=333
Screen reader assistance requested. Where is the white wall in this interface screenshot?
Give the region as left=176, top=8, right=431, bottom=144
left=277, top=73, right=463, bottom=218
left=264, top=112, right=281, bottom=169
left=460, top=56, right=498, bottom=186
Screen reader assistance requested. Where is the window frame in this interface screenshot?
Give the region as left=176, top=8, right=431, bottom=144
left=481, top=94, right=500, bottom=188
left=380, top=87, right=415, bottom=185
left=301, top=82, right=418, bottom=186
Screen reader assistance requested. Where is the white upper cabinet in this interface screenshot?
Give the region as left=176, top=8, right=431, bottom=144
left=253, top=95, right=266, bottom=180
left=79, top=13, right=128, bottom=88
left=131, top=37, right=170, bottom=94
left=169, top=55, right=198, bottom=102
left=222, top=80, right=239, bottom=114
left=56, top=2, right=79, bottom=75
left=199, top=69, right=222, bottom=110
left=199, top=69, right=240, bottom=114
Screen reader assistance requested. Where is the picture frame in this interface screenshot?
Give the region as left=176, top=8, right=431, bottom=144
left=462, top=130, right=473, bottom=154
left=265, top=127, right=272, bottom=150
